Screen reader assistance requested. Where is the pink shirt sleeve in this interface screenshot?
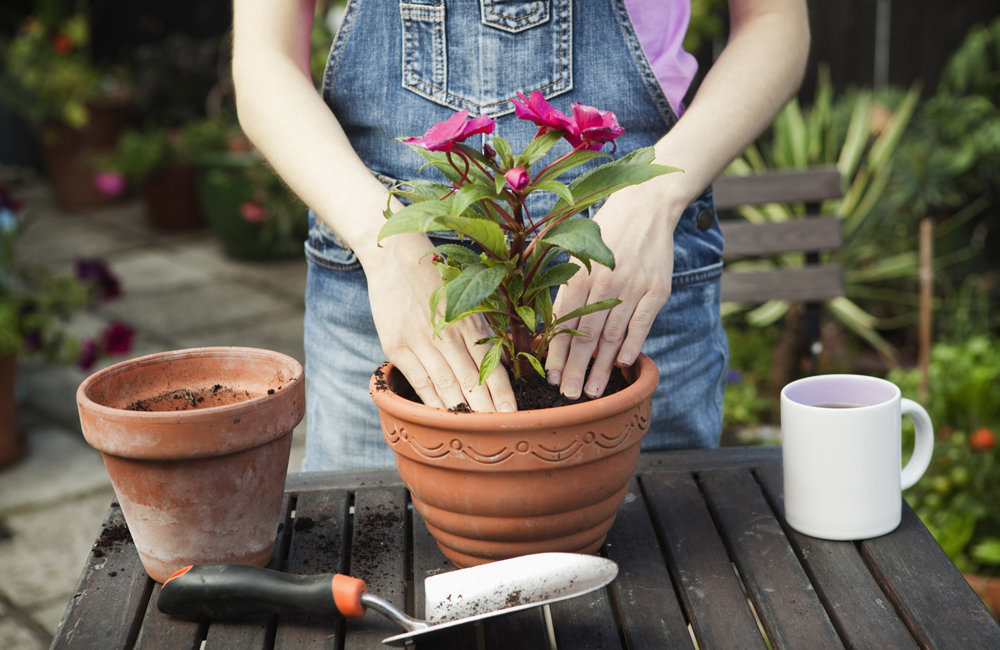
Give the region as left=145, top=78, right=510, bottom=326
left=623, top=0, right=698, bottom=116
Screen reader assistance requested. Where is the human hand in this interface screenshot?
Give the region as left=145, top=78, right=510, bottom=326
left=364, top=233, right=517, bottom=413
left=544, top=187, right=680, bottom=400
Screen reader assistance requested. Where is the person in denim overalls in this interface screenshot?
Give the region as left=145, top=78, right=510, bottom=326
left=232, top=0, right=810, bottom=470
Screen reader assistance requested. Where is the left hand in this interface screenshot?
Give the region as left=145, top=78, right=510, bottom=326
left=544, top=185, right=681, bottom=400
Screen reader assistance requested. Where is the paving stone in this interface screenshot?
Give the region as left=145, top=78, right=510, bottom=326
left=0, top=488, right=116, bottom=607
left=0, top=425, right=109, bottom=513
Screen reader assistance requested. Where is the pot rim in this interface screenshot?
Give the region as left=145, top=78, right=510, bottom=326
left=369, top=353, right=659, bottom=431
left=77, top=346, right=304, bottom=422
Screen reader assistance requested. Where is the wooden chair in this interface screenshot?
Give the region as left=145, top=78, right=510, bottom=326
left=713, top=166, right=845, bottom=368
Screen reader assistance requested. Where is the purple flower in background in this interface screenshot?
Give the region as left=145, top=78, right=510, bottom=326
left=75, top=258, right=121, bottom=301
left=101, top=320, right=135, bottom=354
left=77, top=338, right=98, bottom=370
left=727, top=370, right=743, bottom=384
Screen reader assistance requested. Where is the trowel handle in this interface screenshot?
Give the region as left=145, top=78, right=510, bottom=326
left=158, top=565, right=369, bottom=621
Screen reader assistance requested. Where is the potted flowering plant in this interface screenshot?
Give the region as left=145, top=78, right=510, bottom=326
left=0, top=13, right=130, bottom=209
left=98, top=125, right=206, bottom=230
left=1, top=184, right=135, bottom=467
left=369, top=92, right=675, bottom=566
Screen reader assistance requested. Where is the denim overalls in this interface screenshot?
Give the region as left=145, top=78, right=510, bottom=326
left=303, top=0, right=729, bottom=470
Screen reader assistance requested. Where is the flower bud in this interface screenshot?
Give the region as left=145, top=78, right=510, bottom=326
left=505, top=167, right=530, bottom=192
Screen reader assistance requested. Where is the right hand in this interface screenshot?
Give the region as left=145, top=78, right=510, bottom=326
left=363, top=233, right=517, bottom=413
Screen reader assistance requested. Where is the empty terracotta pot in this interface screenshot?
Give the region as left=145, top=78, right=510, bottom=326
left=77, top=347, right=304, bottom=582
left=370, top=355, right=657, bottom=567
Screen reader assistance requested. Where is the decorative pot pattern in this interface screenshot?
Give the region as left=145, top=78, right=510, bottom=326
left=370, top=355, right=658, bottom=567
left=77, top=347, right=304, bottom=582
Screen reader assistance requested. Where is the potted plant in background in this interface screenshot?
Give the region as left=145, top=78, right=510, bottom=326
left=99, top=125, right=205, bottom=230
left=0, top=12, right=130, bottom=210
left=0, top=183, right=135, bottom=468
left=183, top=116, right=308, bottom=261
left=892, top=336, right=1000, bottom=617
left=369, top=92, right=674, bottom=567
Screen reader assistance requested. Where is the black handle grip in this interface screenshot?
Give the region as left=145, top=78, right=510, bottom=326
left=157, top=565, right=339, bottom=621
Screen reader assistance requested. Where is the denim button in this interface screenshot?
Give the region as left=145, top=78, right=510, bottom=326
left=695, top=208, right=714, bottom=231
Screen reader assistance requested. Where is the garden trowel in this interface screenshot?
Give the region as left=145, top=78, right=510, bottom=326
left=157, top=552, right=617, bottom=646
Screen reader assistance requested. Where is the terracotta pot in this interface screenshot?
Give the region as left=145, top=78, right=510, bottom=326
left=965, top=573, right=1000, bottom=619
left=77, top=347, right=304, bottom=582
left=0, top=354, right=27, bottom=469
left=140, top=163, right=205, bottom=230
left=370, top=355, right=658, bottom=567
left=42, top=99, right=130, bottom=211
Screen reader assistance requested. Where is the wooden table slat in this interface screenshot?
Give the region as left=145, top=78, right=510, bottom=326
left=273, top=490, right=351, bottom=648
left=754, top=465, right=919, bottom=649
left=51, top=505, right=153, bottom=650
left=861, top=506, right=1000, bottom=649
left=344, top=487, right=409, bottom=649
left=411, top=509, right=484, bottom=648
left=642, top=471, right=768, bottom=649
left=602, top=477, right=693, bottom=649
left=699, top=468, right=845, bottom=650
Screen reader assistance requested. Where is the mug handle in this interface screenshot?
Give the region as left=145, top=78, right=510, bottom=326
left=900, top=398, right=934, bottom=490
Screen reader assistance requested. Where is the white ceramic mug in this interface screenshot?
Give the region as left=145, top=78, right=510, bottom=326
left=781, top=374, right=934, bottom=540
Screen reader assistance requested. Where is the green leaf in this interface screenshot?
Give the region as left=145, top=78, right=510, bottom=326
left=430, top=243, right=483, bottom=266
left=478, top=340, right=504, bottom=384
left=516, top=131, right=564, bottom=166
left=516, top=352, right=546, bottom=379
left=516, top=305, right=536, bottom=329
left=378, top=199, right=452, bottom=241
left=526, top=262, right=579, bottom=297
left=529, top=180, right=574, bottom=206
left=491, top=137, right=514, bottom=168
left=553, top=298, right=621, bottom=325
left=541, top=218, right=615, bottom=270
left=436, top=216, right=507, bottom=258
left=549, top=147, right=677, bottom=215
left=444, top=263, right=507, bottom=321
left=452, top=183, right=502, bottom=217
left=390, top=179, right=453, bottom=204
left=533, top=150, right=609, bottom=184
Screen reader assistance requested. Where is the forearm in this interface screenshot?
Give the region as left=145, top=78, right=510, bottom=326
left=231, top=0, right=411, bottom=264
left=646, top=0, right=810, bottom=217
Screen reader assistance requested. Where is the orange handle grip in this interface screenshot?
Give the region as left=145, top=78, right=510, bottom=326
left=332, top=574, right=368, bottom=618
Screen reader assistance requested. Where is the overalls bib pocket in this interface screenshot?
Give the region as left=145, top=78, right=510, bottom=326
left=400, top=0, right=572, bottom=116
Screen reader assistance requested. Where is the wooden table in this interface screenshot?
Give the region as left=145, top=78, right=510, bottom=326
left=53, top=447, right=1000, bottom=649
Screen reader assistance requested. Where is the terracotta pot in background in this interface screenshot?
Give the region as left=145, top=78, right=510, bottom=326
left=42, top=98, right=130, bottom=211
left=370, top=355, right=658, bottom=568
left=0, top=355, right=27, bottom=469
left=77, top=347, right=304, bottom=582
left=965, top=573, right=1000, bottom=619
left=140, top=163, right=205, bottom=230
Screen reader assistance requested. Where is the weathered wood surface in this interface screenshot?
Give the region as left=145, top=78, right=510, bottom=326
left=714, top=167, right=843, bottom=210
left=52, top=447, right=1000, bottom=649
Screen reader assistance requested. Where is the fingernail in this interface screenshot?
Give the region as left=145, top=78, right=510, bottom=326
left=547, top=370, right=561, bottom=386
left=499, top=402, right=516, bottom=413
left=562, top=382, right=581, bottom=400
left=617, top=353, right=635, bottom=368
left=585, top=383, right=604, bottom=399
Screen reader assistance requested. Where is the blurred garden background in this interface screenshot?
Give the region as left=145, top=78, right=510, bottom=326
left=1, top=0, right=998, bottom=610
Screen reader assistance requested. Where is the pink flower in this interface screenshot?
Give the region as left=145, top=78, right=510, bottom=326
left=101, top=320, right=136, bottom=355
left=403, top=110, right=496, bottom=152
left=93, top=171, right=125, bottom=197
left=510, top=91, right=575, bottom=135
left=239, top=201, right=267, bottom=223
left=570, top=103, right=625, bottom=152
left=505, top=166, right=530, bottom=192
